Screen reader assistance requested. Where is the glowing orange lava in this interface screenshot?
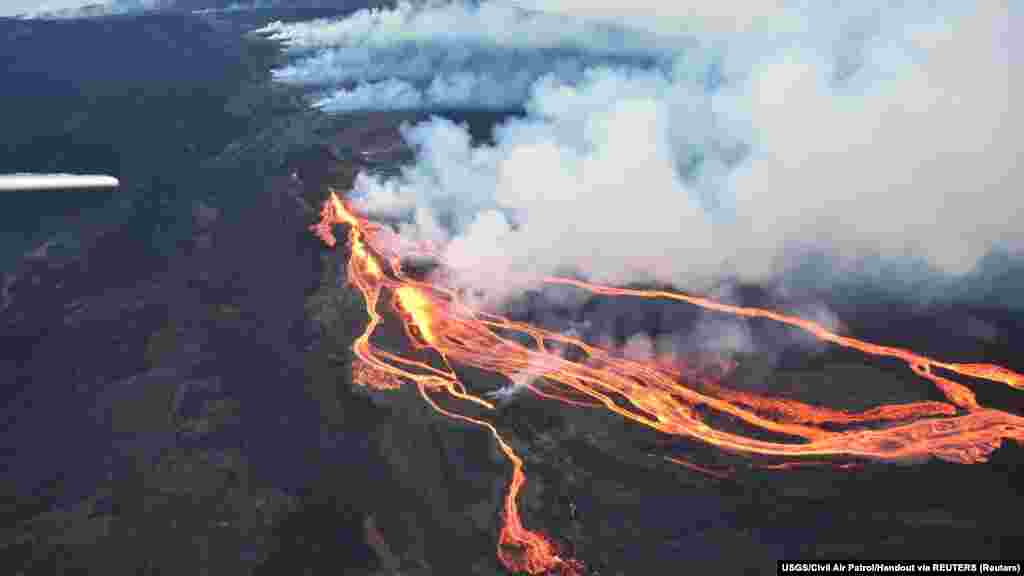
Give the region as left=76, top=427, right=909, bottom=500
left=312, top=190, right=1024, bottom=575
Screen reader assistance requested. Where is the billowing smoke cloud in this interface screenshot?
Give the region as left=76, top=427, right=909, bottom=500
left=258, top=1, right=685, bottom=110
left=266, top=1, right=1022, bottom=306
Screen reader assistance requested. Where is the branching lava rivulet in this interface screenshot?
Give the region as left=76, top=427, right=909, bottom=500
left=312, top=190, right=1024, bottom=575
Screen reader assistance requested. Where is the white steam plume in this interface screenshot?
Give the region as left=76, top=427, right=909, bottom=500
left=486, top=322, right=587, bottom=403
left=267, top=1, right=1022, bottom=304
left=257, top=1, right=685, bottom=111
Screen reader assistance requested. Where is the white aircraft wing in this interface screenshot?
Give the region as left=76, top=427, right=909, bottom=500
left=0, top=173, right=119, bottom=192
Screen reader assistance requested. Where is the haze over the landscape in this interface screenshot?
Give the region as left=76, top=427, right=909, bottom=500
left=263, top=1, right=1021, bottom=304
left=3, top=3, right=1023, bottom=574
left=0, top=0, right=158, bottom=18
left=0, top=0, right=294, bottom=19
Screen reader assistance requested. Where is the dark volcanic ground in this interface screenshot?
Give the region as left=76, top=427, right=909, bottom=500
left=2, top=6, right=1023, bottom=576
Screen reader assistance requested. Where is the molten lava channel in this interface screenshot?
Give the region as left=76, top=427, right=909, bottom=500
left=311, top=190, right=1024, bottom=576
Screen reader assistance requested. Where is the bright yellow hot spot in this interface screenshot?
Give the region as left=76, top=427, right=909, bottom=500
left=394, top=286, right=436, bottom=344
left=311, top=190, right=1024, bottom=576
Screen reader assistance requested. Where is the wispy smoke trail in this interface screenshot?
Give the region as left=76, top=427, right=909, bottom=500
left=265, top=1, right=1022, bottom=305
left=258, top=1, right=684, bottom=111
left=6, top=0, right=169, bottom=19
left=6, top=0, right=298, bottom=19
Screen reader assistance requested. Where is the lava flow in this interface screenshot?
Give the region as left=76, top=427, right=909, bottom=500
left=312, top=190, right=1024, bottom=575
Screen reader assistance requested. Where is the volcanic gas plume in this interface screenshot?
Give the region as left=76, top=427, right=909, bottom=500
left=267, top=2, right=1024, bottom=572
left=312, top=192, right=1024, bottom=575
left=263, top=1, right=1023, bottom=307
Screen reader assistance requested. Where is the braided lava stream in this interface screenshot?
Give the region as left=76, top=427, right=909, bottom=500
left=311, top=191, right=1024, bottom=576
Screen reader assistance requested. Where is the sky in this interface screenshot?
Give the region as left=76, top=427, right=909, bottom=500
left=261, top=1, right=1021, bottom=305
